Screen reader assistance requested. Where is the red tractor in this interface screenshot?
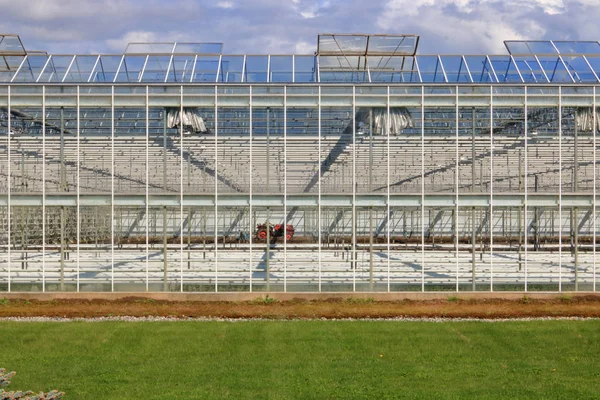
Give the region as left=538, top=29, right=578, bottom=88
left=255, top=223, right=295, bottom=243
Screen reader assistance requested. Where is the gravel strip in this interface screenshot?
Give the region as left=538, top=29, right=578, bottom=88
left=1, top=316, right=599, bottom=323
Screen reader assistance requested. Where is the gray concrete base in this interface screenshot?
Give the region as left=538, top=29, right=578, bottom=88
left=1, top=292, right=598, bottom=302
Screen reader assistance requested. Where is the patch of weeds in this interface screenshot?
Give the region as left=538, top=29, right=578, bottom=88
left=0, top=297, right=9, bottom=306
left=134, top=298, right=156, bottom=304
left=447, top=296, right=460, bottom=303
left=252, top=295, right=277, bottom=305
left=521, top=295, right=530, bottom=304
left=346, top=297, right=375, bottom=304
left=263, top=295, right=277, bottom=304
left=559, top=294, right=573, bottom=303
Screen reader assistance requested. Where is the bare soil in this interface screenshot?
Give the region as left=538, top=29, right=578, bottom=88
left=1, top=296, right=600, bottom=319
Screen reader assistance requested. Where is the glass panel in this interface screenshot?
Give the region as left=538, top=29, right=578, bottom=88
left=141, top=56, right=171, bottom=82
left=389, top=106, right=421, bottom=194
left=320, top=206, right=353, bottom=291
left=491, top=207, right=525, bottom=291
left=489, top=56, right=522, bottom=82
left=458, top=106, right=491, bottom=194
left=538, top=56, right=573, bottom=83
left=464, top=56, right=496, bottom=83
left=192, top=56, right=220, bottom=83
left=416, top=56, right=445, bottom=82
left=0, top=35, right=25, bottom=53
left=368, top=35, right=418, bottom=55
left=219, top=55, right=244, bottom=83
left=174, top=43, right=223, bottom=54
left=12, top=55, right=49, bottom=82
left=0, top=55, right=25, bottom=82
left=269, top=56, right=292, bottom=82
left=389, top=207, right=422, bottom=291
left=505, top=41, right=557, bottom=55
left=439, top=56, right=472, bottom=82
left=63, top=55, right=98, bottom=82
left=354, top=107, right=389, bottom=194
left=562, top=56, right=598, bottom=82
left=167, top=56, right=195, bottom=82
left=294, top=55, right=316, bottom=82
left=38, top=56, right=74, bottom=82
left=318, top=34, right=368, bottom=55
left=250, top=207, right=285, bottom=292
left=492, top=106, right=525, bottom=194
left=369, top=56, right=416, bottom=83
left=512, top=57, right=548, bottom=83
left=90, top=56, right=123, bottom=82
left=554, top=41, right=600, bottom=55
left=355, top=207, right=388, bottom=291
left=320, top=106, right=353, bottom=193
left=245, top=56, right=268, bottom=83
left=527, top=106, right=559, bottom=193
left=125, top=43, right=174, bottom=54
left=251, top=106, right=283, bottom=194
left=424, top=106, right=456, bottom=193
left=115, top=56, right=146, bottom=82
left=80, top=107, right=111, bottom=193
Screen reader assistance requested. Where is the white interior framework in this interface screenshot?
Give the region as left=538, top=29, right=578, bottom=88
left=0, top=34, right=599, bottom=292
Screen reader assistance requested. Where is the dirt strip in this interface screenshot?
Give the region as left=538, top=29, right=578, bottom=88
left=1, top=295, right=600, bottom=319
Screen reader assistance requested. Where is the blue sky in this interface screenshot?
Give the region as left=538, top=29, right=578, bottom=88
left=1, top=0, right=599, bottom=55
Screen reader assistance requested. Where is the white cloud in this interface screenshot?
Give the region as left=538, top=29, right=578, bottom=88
left=216, top=1, right=234, bottom=9
left=376, top=0, right=593, bottom=54
left=295, top=41, right=315, bottom=54
left=3, top=0, right=600, bottom=56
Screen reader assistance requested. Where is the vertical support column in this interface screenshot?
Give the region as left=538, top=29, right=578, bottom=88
left=573, top=111, right=579, bottom=291
left=59, top=106, right=65, bottom=291
left=145, top=86, right=149, bottom=292
left=559, top=87, right=563, bottom=292
left=524, top=87, right=529, bottom=292
left=283, top=87, right=288, bottom=292
left=369, top=108, right=374, bottom=291
left=490, top=87, right=494, bottom=292
left=249, top=86, right=253, bottom=292
left=6, top=86, right=10, bottom=292
left=162, top=103, right=168, bottom=292
left=111, top=86, right=115, bottom=292
left=518, top=147, right=523, bottom=273
left=455, top=89, right=459, bottom=292
left=318, top=86, right=322, bottom=292
left=386, top=86, right=391, bottom=292
left=421, top=86, right=425, bottom=292
left=352, top=86, right=357, bottom=291
left=471, top=106, right=476, bottom=291
left=266, top=107, right=270, bottom=291
left=593, top=88, right=597, bottom=293
left=42, top=86, right=46, bottom=292
left=76, top=86, right=81, bottom=292
left=180, top=86, right=184, bottom=292
left=214, top=85, right=219, bottom=292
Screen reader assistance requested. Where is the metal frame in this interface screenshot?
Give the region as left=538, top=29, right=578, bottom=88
left=1, top=82, right=599, bottom=293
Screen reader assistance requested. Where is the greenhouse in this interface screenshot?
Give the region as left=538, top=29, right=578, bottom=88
left=1, top=33, right=599, bottom=292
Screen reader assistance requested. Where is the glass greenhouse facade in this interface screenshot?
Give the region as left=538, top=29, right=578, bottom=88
left=1, top=34, right=599, bottom=292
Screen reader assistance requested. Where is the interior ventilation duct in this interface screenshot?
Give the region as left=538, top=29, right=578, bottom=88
left=166, top=107, right=210, bottom=134
left=355, top=107, right=413, bottom=135
left=576, top=107, right=600, bottom=132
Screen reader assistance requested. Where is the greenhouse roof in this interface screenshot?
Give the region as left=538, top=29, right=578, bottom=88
left=3, top=34, right=600, bottom=84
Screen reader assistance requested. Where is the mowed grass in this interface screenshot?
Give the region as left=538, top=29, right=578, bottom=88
left=1, top=320, right=599, bottom=399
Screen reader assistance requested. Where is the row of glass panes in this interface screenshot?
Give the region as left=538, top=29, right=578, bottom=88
left=3, top=53, right=600, bottom=84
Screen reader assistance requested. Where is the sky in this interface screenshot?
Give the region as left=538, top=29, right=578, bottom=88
left=1, top=0, right=600, bottom=55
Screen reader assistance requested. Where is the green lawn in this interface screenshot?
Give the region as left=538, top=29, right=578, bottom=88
left=1, top=320, right=599, bottom=399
